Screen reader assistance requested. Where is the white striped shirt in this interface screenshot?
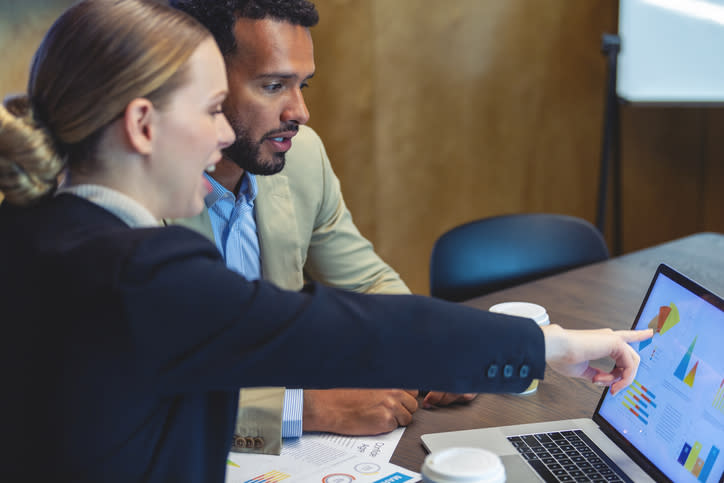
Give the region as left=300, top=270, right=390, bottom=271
left=205, top=173, right=261, bottom=280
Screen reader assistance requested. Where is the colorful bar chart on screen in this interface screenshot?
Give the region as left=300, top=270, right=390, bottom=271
left=677, top=442, right=720, bottom=482
left=714, top=379, right=724, bottom=414
left=621, top=380, right=656, bottom=424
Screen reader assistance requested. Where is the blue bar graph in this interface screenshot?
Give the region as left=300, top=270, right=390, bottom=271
left=698, top=445, right=720, bottom=482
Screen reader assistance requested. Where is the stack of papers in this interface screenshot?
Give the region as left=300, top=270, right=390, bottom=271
left=225, top=428, right=420, bottom=482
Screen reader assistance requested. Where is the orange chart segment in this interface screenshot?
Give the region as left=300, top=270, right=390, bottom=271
left=641, top=302, right=680, bottom=351
left=660, top=302, right=680, bottom=335
left=651, top=305, right=671, bottom=332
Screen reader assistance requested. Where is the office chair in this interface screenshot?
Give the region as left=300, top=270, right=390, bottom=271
left=430, top=213, right=609, bottom=302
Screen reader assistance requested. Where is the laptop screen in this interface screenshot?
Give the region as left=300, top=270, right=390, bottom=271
left=594, top=264, right=724, bottom=483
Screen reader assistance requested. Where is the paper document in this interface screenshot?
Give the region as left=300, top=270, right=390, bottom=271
left=225, top=428, right=420, bottom=482
left=305, top=426, right=406, bottom=462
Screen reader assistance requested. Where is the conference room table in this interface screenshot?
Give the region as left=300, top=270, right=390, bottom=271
left=390, top=232, right=724, bottom=472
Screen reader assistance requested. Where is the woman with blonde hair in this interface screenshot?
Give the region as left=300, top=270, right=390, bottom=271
left=0, top=0, right=650, bottom=481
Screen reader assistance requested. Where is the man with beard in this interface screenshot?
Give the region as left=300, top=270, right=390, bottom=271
left=168, top=0, right=475, bottom=455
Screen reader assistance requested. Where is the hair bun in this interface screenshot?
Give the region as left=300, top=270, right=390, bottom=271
left=0, top=94, right=64, bottom=206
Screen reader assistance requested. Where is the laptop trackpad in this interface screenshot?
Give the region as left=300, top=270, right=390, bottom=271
left=501, top=455, right=541, bottom=481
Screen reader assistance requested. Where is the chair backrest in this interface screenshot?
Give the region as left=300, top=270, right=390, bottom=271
left=430, top=213, right=609, bottom=302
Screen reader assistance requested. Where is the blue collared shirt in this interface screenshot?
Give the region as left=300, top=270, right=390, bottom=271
left=205, top=173, right=261, bottom=280
left=204, top=173, right=303, bottom=438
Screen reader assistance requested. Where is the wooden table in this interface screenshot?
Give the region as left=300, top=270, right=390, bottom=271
left=390, top=232, right=724, bottom=472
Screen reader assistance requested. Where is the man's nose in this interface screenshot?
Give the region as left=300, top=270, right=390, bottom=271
left=281, top=88, right=310, bottom=125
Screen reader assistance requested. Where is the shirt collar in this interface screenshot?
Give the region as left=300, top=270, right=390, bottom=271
left=56, top=184, right=159, bottom=228
left=204, top=172, right=257, bottom=208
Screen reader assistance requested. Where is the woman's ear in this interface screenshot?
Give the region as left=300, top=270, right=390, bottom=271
left=123, top=98, right=155, bottom=155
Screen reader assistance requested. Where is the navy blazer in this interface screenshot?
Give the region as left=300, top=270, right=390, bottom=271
left=0, top=194, right=544, bottom=482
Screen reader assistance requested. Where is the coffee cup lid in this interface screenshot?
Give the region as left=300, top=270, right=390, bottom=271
left=488, top=301, right=549, bottom=325
left=421, top=447, right=506, bottom=482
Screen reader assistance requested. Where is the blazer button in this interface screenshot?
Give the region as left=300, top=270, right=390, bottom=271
left=254, top=437, right=264, bottom=449
left=245, top=437, right=255, bottom=448
left=519, top=364, right=530, bottom=378
left=487, top=364, right=498, bottom=378
left=503, top=364, right=514, bottom=378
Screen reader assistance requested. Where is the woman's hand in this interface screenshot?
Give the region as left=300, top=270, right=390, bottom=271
left=542, top=325, right=654, bottom=395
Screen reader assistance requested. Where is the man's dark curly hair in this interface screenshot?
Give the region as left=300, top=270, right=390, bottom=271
left=169, top=0, right=319, bottom=58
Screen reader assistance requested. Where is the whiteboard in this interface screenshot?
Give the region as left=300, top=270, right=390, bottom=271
left=617, top=0, right=724, bottom=103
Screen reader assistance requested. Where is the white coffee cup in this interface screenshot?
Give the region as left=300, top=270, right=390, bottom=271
left=488, top=301, right=550, bottom=394
left=421, top=447, right=506, bottom=483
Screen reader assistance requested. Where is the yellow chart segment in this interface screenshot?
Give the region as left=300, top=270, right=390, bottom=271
left=660, top=302, right=680, bottom=335
left=685, top=442, right=703, bottom=471
left=683, top=361, right=698, bottom=387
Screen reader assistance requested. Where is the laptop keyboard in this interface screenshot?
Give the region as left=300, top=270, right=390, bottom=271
left=507, top=430, right=633, bottom=482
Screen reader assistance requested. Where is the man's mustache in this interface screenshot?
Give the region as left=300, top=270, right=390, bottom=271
left=261, top=123, right=299, bottom=142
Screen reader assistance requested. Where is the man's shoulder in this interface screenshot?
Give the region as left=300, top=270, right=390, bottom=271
left=285, top=125, right=327, bottom=170
left=165, top=210, right=214, bottom=242
left=290, top=125, right=324, bottom=153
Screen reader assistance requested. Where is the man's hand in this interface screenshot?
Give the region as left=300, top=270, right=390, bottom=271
left=303, top=389, right=419, bottom=435
left=421, top=392, right=477, bottom=409
left=543, top=324, right=654, bottom=395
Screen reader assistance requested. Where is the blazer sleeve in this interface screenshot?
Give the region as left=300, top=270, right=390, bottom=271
left=294, top=127, right=411, bottom=294
left=118, top=227, right=546, bottom=395
left=229, top=387, right=285, bottom=455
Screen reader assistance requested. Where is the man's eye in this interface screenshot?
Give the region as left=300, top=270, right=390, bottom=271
left=300, top=81, right=310, bottom=90
left=263, top=83, right=283, bottom=92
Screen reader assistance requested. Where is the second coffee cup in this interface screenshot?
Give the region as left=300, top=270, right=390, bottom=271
left=488, top=301, right=550, bottom=394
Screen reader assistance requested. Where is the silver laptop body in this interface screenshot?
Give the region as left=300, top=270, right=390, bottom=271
left=422, top=264, right=724, bottom=483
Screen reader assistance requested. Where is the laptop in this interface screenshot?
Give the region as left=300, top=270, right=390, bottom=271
left=422, top=264, right=724, bottom=483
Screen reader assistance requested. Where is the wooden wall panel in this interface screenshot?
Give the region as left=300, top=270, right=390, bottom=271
left=703, top=110, right=724, bottom=234
left=620, top=107, right=708, bottom=252
left=310, top=0, right=617, bottom=293
left=303, top=0, right=377, bottom=241
left=0, top=0, right=75, bottom=95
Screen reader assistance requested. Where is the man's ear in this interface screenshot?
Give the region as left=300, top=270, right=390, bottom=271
left=123, top=98, right=155, bottom=155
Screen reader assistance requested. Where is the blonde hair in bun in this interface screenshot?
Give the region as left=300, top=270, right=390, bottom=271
left=0, top=94, right=64, bottom=205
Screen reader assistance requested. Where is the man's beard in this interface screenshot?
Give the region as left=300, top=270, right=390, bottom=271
left=222, top=122, right=297, bottom=176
